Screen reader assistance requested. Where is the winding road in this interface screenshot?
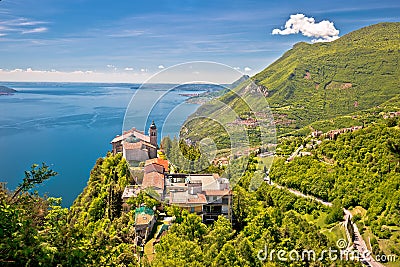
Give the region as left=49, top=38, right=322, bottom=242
left=268, top=181, right=385, bottom=267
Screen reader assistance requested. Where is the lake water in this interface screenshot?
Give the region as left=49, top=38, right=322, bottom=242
left=0, top=82, right=201, bottom=206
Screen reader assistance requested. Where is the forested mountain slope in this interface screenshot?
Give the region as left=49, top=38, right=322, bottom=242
left=184, top=22, right=400, bottom=143
left=254, top=22, right=400, bottom=133
left=271, top=119, right=400, bottom=260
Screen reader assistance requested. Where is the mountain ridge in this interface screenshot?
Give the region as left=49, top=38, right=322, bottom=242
left=252, top=22, right=400, bottom=133
left=180, top=22, right=400, bottom=151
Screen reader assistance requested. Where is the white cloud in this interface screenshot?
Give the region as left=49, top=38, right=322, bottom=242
left=244, top=67, right=252, bottom=72
left=233, top=67, right=240, bottom=70
left=124, top=67, right=134, bottom=71
left=0, top=17, right=49, bottom=36
left=140, top=68, right=148, bottom=72
left=107, top=64, right=118, bottom=71
left=108, top=30, right=145, bottom=38
left=18, top=21, right=41, bottom=26
left=0, top=18, right=46, bottom=27
left=272, top=14, right=339, bottom=43
left=22, top=27, right=48, bottom=34
left=158, top=65, right=165, bottom=69
left=10, top=68, right=23, bottom=72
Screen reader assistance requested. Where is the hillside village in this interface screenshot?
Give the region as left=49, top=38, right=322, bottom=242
left=110, top=119, right=370, bottom=248
left=284, top=110, right=400, bottom=163
left=110, top=121, right=233, bottom=247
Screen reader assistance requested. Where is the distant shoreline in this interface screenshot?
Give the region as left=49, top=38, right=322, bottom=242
left=0, top=85, right=17, bottom=95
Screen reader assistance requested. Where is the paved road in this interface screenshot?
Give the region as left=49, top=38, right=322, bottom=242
left=286, top=145, right=304, bottom=161
left=271, top=181, right=332, bottom=207
left=269, top=181, right=385, bottom=267
left=343, top=210, right=385, bottom=267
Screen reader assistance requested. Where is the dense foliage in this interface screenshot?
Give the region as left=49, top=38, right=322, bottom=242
left=152, top=174, right=360, bottom=267
left=271, top=121, right=400, bottom=256
left=1, top=154, right=140, bottom=266
left=161, top=136, right=224, bottom=174
left=1, top=151, right=363, bottom=266
left=0, top=189, right=50, bottom=266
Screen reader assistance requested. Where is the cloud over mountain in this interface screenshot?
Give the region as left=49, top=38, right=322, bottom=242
left=272, top=14, right=339, bottom=42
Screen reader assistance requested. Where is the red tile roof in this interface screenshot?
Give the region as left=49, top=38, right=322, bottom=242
left=144, top=163, right=164, bottom=174
left=145, top=158, right=169, bottom=172
left=187, top=193, right=207, bottom=204
left=142, top=172, right=164, bottom=190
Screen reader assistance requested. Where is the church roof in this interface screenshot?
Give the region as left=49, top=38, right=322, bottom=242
left=123, top=141, right=144, bottom=150
left=123, top=140, right=157, bottom=150
left=111, top=132, right=133, bottom=143
left=111, top=126, right=155, bottom=144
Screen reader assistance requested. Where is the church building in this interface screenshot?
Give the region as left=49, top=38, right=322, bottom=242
left=110, top=121, right=158, bottom=162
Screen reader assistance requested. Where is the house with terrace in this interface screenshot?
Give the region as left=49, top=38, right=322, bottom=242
left=166, top=173, right=232, bottom=223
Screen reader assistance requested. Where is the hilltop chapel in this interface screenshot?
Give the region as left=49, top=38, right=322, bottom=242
left=110, top=121, right=158, bottom=162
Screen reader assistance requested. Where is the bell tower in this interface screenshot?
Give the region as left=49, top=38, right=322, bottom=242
left=149, top=120, right=157, bottom=147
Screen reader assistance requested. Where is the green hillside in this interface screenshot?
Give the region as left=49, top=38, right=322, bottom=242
left=183, top=22, right=400, bottom=144
left=271, top=120, right=400, bottom=260
left=255, top=22, right=400, bottom=133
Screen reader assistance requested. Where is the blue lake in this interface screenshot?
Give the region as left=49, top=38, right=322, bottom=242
left=0, top=82, right=201, bottom=206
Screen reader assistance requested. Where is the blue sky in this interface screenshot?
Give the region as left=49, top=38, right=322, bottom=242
left=0, top=0, right=399, bottom=82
